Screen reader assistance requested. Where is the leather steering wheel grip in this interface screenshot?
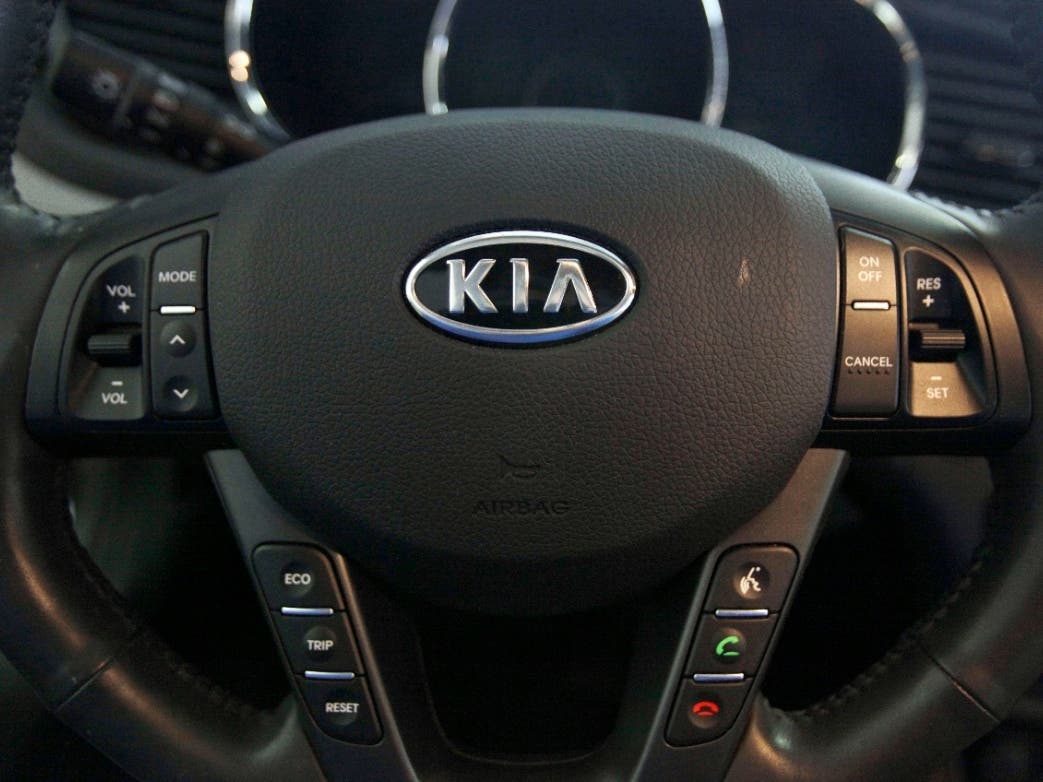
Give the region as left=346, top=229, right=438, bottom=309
left=728, top=7, right=1043, bottom=776
left=0, top=1, right=1042, bottom=781
left=0, top=2, right=322, bottom=780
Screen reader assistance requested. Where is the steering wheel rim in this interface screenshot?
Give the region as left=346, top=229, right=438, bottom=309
left=2, top=1, right=1043, bottom=780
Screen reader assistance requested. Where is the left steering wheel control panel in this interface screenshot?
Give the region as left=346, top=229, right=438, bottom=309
left=27, top=219, right=224, bottom=438
left=253, top=544, right=382, bottom=745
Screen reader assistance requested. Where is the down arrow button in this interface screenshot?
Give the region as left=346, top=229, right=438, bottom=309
left=162, top=376, right=199, bottom=412
left=151, top=310, right=217, bottom=419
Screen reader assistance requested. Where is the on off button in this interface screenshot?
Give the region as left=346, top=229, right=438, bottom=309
left=842, top=228, right=897, bottom=305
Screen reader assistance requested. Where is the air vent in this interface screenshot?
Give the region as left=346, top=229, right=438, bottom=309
left=902, top=0, right=1043, bottom=209
left=65, top=0, right=231, bottom=100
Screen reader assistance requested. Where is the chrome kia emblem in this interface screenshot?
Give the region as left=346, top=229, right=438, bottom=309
left=405, top=231, right=637, bottom=344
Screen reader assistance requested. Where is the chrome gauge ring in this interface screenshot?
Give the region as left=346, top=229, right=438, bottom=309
left=224, top=0, right=919, bottom=191
left=224, top=0, right=289, bottom=141
left=423, top=0, right=730, bottom=127
left=857, top=0, right=927, bottom=189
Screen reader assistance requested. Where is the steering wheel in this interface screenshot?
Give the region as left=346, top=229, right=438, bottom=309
left=5, top=1, right=1043, bottom=779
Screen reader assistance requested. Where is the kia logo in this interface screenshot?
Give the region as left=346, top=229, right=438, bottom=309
left=404, top=231, right=637, bottom=344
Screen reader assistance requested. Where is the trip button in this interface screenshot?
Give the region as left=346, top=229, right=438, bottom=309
left=300, top=676, right=382, bottom=744
left=666, top=679, right=752, bottom=746
left=706, top=546, right=797, bottom=613
left=274, top=613, right=363, bottom=674
left=686, top=615, right=778, bottom=675
left=842, top=228, right=897, bottom=305
left=253, top=544, right=345, bottom=610
left=151, top=232, right=206, bottom=309
left=832, top=308, right=900, bottom=417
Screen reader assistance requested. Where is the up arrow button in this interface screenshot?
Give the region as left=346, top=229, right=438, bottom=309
left=150, top=310, right=217, bottom=420
left=159, top=320, right=196, bottom=357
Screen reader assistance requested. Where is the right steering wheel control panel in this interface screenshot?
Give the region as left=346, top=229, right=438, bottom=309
left=827, top=219, right=1006, bottom=431
left=666, top=545, right=797, bottom=746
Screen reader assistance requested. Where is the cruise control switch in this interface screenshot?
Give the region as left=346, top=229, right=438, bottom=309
left=832, top=228, right=900, bottom=416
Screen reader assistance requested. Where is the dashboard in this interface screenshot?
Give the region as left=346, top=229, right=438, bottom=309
left=235, top=0, right=914, bottom=185
left=6, top=3, right=1043, bottom=781
left=34, top=0, right=1043, bottom=211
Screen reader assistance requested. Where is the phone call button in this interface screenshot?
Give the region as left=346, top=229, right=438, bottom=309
left=666, top=680, right=753, bottom=746
left=686, top=616, right=778, bottom=675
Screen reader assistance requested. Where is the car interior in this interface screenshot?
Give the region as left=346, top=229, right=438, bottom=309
left=3, top=1, right=1043, bottom=780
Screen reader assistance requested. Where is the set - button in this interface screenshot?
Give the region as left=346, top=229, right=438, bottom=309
left=666, top=545, right=796, bottom=746
left=252, top=544, right=382, bottom=745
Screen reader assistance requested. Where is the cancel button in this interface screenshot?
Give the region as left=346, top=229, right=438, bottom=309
left=833, top=308, right=899, bottom=417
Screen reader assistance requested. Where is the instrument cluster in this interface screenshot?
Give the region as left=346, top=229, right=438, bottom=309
left=229, top=0, right=921, bottom=186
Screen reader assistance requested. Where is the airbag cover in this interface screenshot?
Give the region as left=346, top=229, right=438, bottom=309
left=210, top=110, right=837, bottom=613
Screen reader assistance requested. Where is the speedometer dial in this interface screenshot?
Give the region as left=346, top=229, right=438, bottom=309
left=424, top=0, right=729, bottom=126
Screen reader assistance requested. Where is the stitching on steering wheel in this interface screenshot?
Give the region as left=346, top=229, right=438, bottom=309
left=0, top=0, right=267, bottom=720
left=791, top=1, right=1043, bottom=716
left=790, top=539, right=993, bottom=723
left=2, top=0, right=1039, bottom=771
left=0, top=0, right=55, bottom=195
left=132, top=629, right=264, bottom=721
left=47, top=461, right=271, bottom=718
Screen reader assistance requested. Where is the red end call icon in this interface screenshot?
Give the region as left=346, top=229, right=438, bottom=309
left=691, top=700, right=721, bottom=718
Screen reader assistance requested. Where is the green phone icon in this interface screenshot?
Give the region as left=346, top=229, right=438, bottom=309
left=715, top=635, right=742, bottom=658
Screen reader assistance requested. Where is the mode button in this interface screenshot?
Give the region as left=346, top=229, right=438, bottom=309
left=152, top=232, right=206, bottom=309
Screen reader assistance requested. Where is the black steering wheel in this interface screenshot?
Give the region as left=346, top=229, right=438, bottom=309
left=5, top=1, right=1043, bottom=779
